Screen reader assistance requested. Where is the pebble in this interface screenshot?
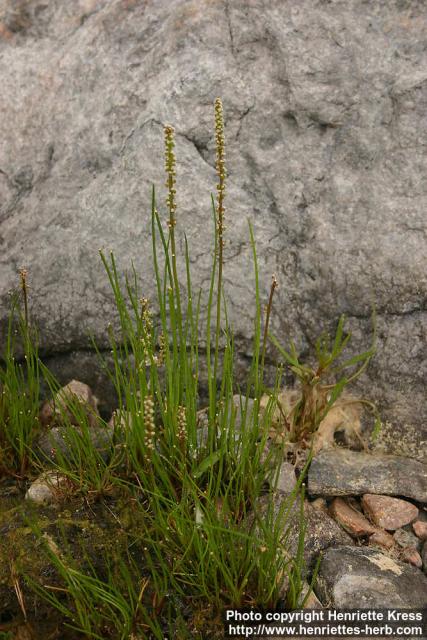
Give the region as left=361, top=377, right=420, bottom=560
left=394, top=527, right=421, bottom=551
left=274, top=461, right=297, bottom=494
left=401, top=546, right=423, bottom=569
left=361, top=494, right=418, bottom=530
left=369, top=529, right=395, bottom=550
left=310, top=497, right=329, bottom=513
left=329, top=497, right=376, bottom=537
left=413, top=520, right=427, bottom=541
left=40, top=379, right=99, bottom=426
left=25, top=471, right=69, bottom=505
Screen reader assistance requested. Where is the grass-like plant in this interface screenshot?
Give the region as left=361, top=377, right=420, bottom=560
left=3, top=98, right=381, bottom=638
left=0, top=269, right=41, bottom=478
left=269, top=313, right=381, bottom=446
left=92, top=100, right=305, bottom=626
left=20, top=100, right=311, bottom=637
left=25, top=524, right=165, bottom=640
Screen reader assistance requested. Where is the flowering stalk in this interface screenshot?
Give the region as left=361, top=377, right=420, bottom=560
left=164, top=125, right=182, bottom=323
left=261, top=274, right=278, bottom=377
left=213, top=98, right=227, bottom=388
left=177, top=405, right=187, bottom=451
left=143, top=395, right=155, bottom=453
left=19, top=268, right=29, bottom=329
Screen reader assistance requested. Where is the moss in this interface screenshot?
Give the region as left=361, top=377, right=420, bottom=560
left=0, top=492, right=147, bottom=635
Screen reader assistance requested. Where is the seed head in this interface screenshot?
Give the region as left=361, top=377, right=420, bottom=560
left=177, top=405, right=187, bottom=444
left=143, top=395, right=155, bottom=451
left=214, top=98, right=226, bottom=256
left=157, top=333, right=167, bottom=366
left=164, top=125, right=177, bottom=228
left=19, top=267, right=29, bottom=326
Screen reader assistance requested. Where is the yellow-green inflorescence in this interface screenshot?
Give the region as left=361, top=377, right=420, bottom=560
left=177, top=405, right=187, bottom=447
left=164, top=124, right=177, bottom=230
left=143, top=395, right=155, bottom=452
left=214, top=97, right=226, bottom=260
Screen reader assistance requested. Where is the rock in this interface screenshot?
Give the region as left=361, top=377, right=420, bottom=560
left=315, top=546, right=427, bottom=608
left=361, top=494, right=418, bottom=530
left=0, top=0, right=425, bottom=451
left=273, top=461, right=297, bottom=494
left=413, top=520, right=427, bottom=541
left=25, top=471, right=68, bottom=505
left=40, top=379, right=99, bottom=427
left=300, top=583, right=323, bottom=609
left=36, top=423, right=114, bottom=464
left=308, top=449, right=427, bottom=502
left=329, top=497, right=376, bottom=537
left=400, top=546, right=423, bottom=569
left=249, top=492, right=353, bottom=576
left=285, top=499, right=354, bottom=573
left=196, top=395, right=256, bottom=447
left=310, top=497, right=328, bottom=513
left=369, top=530, right=395, bottom=550
left=393, top=527, right=421, bottom=552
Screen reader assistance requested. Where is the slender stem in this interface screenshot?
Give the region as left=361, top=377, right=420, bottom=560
left=164, top=125, right=184, bottom=411
left=261, top=274, right=278, bottom=380
left=213, top=98, right=226, bottom=393
left=19, top=268, right=29, bottom=330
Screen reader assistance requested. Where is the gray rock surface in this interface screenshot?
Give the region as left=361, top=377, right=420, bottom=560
left=274, top=461, right=297, bottom=494
left=287, top=499, right=354, bottom=573
left=253, top=493, right=353, bottom=573
left=196, top=394, right=256, bottom=448
left=308, top=449, right=427, bottom=502
left=36, top=422, right=114, bottom=463
left=0, top=0, right=426, bottom=447
left=316, top=545, right=427, bottom=609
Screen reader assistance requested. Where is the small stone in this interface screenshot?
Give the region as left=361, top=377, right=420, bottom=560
left=393, top=527, right=421, bottom=551
left=25, top=471, right=69, bottom=505
left=310, top=498, right=328, bottom=513
left=413, top=520, right=427, bottom=541
left=329, top=497, right=376, bottom=537
left=401, top=546, right=423, bottom=569
left=39, top=379, right=99, bottom=427
left=369, top=530, right=395, bottom=550
left=361, top=494, right=418, bottom=530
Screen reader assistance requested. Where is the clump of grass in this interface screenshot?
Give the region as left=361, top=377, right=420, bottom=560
left=92, top=102, right=300, bottom=624
left=7, top=98, right=381, bottom=638
left=21, top=100, right=310, bottom=637
left=0, top=268, right=41, bottom=478
left=38, top=364, right=121, bottom=498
